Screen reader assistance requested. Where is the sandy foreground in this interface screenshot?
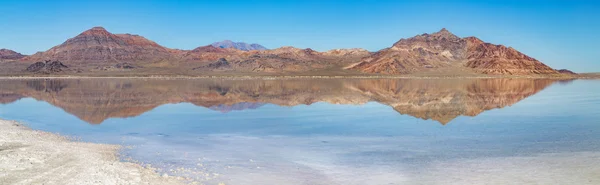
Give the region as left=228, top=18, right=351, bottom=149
left=0, top=120, right=186, bottom=185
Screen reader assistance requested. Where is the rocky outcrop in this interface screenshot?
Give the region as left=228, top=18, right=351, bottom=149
left=25, top=60, right=69, bottom=74
left=349, top=29, right=558, bottom=75
left=0, top=49, right=26, bottom=60
left=95, top=62, right=141, bottom=71
left=25, top=27, right=175, bottom=62
left=211, top=40, right=267, bottom=51
left=557, top=69, right=577, bottom=75
left=193, top=58, right=232, bottom=70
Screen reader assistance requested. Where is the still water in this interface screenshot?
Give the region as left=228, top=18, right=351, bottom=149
left=1, top=78, right=599, bottom=185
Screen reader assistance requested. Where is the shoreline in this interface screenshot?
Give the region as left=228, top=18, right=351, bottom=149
left=0, top=75, right=591, bottom=80
left=0, top=119, right=187, bottom=185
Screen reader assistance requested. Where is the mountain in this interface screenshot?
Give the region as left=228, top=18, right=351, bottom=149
left=211, top=40, right=267, bottom=51
left=0, top=49, right=26, bottom=60
left=348, top=28, right=559, bottom=75
left=25, top=27, right=175, bottom=63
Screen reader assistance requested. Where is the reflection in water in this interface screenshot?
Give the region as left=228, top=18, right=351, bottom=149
left=1, top=78, right=599, bottom=185
left=0, top=78, right=558, bottom=124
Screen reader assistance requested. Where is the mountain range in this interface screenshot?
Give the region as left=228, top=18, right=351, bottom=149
left=0, top=27, right=576, bottom=76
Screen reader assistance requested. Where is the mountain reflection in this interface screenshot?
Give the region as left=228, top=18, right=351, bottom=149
left=0, top=78, right=559, bottom=124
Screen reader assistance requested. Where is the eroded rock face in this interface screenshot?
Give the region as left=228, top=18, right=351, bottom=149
left=0, top=49, right=26, bottom=60
left=349, top=29, right=558, bottom=75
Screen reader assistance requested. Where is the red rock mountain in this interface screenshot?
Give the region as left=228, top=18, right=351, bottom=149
left=25, top=27, right=175, bottom=62
left=16, top=27, right=565, bottom=76
left=187, top=46, right=369, bottom=73
left=0, top=49, right=26, bottom=60
left=349, top=29, right=558, bottom=75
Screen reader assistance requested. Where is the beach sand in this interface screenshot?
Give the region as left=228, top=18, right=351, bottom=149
left=0, top=120, right=186, bottom=185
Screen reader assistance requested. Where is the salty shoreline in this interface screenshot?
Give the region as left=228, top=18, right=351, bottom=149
left=0, top=75, right=590, bottom=80
left=0, top=119, right=186, bottom=185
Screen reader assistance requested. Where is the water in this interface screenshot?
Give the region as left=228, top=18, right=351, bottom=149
left=1, top=78, right=599, bottom=184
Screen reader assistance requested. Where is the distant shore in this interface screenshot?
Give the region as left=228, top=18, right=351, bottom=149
left=0, top=119, right=186, bottom=185
left=0, top=74, right=593, bottom=80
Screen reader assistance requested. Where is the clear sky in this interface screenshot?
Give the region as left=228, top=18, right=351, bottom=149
left=0, top=0, right=598, bottom=72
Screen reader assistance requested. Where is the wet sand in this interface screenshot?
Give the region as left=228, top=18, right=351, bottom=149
left=0, top=120, right=186, bottom=185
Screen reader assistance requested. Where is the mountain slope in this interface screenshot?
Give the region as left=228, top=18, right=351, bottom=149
left=0, top=49, right=26, bottom=60
left=25, top=27, right=175, bottom=62
left=349, top=29, right=558, bottom=75
left=464, top=37, right=557, bottom=75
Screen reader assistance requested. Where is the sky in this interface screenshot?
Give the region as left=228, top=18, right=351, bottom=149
left=0, top=0, right=598, bottom=72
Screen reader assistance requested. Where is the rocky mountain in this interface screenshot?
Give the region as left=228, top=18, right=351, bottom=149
left=25, top=27, right=175, bottom=63
left=0, top=49, right=26, bottom=60
left=349, top=28, right=559, bottom=75
left=211, top=40, right=267, bottom=51
left=25, top=60, right=70, bottom=74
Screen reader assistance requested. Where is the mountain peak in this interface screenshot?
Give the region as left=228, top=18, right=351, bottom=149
left=0, top=48, right=26, bottom=60
left=79, top=26, right=112, bottom=36
left=211, top=40, right=267, bottom=51
left=90, top=26, right=107, bottom=31
left=431, top=28, right=457, bottom=37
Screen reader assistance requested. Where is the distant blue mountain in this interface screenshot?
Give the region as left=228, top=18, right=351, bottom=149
left=211, top=40, right=267, bottom=51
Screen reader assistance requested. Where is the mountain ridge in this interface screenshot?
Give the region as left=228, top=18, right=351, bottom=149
left=0, top=49, right=26, bottom=60
left=5, top=27, right=576, bottom=76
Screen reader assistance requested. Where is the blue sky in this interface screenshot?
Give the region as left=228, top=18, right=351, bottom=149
left=0, top=0, right=598, bottom=72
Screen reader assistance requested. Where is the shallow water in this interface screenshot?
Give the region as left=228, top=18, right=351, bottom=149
left=1, top=78, right=599, bottom=184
